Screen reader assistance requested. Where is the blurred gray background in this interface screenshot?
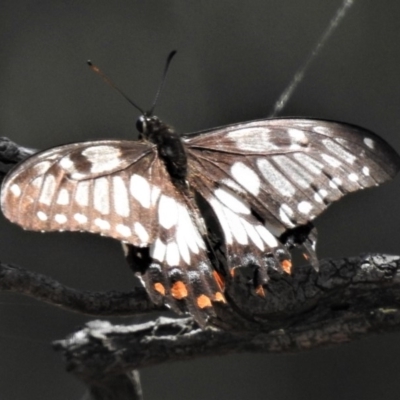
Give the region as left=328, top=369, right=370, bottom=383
left=1, top=1, right=400, bottom=399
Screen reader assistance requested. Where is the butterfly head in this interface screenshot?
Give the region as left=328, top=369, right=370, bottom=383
left=136, top=114, right=163, bottom=139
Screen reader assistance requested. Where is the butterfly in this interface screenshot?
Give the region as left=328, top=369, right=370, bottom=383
left=1, top=55, right=399, bottom=326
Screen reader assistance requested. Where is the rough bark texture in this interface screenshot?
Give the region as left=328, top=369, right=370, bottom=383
left=2, top=254, right=400, bottom=368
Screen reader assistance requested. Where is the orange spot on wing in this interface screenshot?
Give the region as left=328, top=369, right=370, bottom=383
left=213, top=270, right=225, bottom=291
left=230, top=268, right=236, bottom=277
left=171, top=281, right=188, bottom=299
left=214, top=292, right=226, bottom=303
left=303, top=253, right=309, bottom=260
left=281, top=259, right=292, bottom=274
left=255, top=285, right=266, bottom=297
left=197, top=294, right=212, bottom=309
left=154, top=282, right=165, bottom=296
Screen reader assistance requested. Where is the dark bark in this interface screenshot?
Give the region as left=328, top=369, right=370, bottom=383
left=2, top=253, right=400, bottom=369
left=0, top=261, right=163, bottom=316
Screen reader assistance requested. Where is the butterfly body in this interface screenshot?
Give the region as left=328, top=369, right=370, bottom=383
left=137, top=115, right=188, bottom=182
left=2, top=116, right=399, bottom=327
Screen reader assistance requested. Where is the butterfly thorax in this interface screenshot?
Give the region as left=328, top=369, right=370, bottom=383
left=137, top=115, right=188, bottom=182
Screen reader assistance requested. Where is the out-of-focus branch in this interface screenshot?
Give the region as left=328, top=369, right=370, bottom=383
left=0, top=261, right=164, bottom=316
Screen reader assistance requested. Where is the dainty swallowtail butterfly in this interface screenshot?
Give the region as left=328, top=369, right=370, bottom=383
left=1, top=56, right=399, bottom=326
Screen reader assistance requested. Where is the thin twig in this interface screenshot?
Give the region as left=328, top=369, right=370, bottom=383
left=270, top=0, right=355, bottom=116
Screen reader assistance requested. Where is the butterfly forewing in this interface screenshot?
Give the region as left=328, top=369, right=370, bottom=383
left=1, top=140, right=160, bottom=246
left=184, top=118, right=400, bottom=233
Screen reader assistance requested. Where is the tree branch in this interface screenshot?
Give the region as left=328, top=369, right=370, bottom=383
left=0, top=261, right=164, bottom=316
left=0, top=137, right=36, bottom=178
left=50, top=254, right=400, bottom=373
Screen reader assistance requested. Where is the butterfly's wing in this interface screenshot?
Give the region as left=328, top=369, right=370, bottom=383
left=1, top=140, right=161, bottom=245
left=185, top=118, right=400, bottom=277
left=1, top=140, right=224, bottom=325
left=125, top=156, right=225, bottom=325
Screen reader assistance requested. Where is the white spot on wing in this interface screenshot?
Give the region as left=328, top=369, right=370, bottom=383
left=256, top=225, right=278, bottom=247
left=94, top=218, right=110, bottom=230
left=56, top=188, right=70, bottom=205
left=70, top=172, right=86, bottom=180
left=177, top=204, right=200, bottom=254
left=209, top=198, right=233, bottom=245
left=59, top=156, right=74, bottom=169
left=151, top=186, right=161, bottom=205
left=293, top=154, right=323, bottom=175
left=176, top=229, right=191, bottom=264
left=322, top=139, right=356, bottom=164
left=39, top=175, right=56, bottom=205
left=228, top=128, right=276, bottom=152
left=257, top=159, right=295, bottom=196
left=158, top=195, right=178, bottom=229
left=130, top=174, right=151, bottom=208
left=134, top=222, right=149, bottom=243
left=362, top=166, right=370, bottom=176
left=230, top=162, right=260, bottom=195
left=94, top=177, right=110, bottom=214
left=55, top=214, right=67, bottom=224
left=364, top=137, right=375, bottom=149
left=241, top=220, right=264, bottom=251
left=34, top=161, right=52, bottom=174
left=32, top=176, right=43, bottom=188
left=37, top=211, right=48, bottom=221
left=314, top=193, right=323, bottom=203
left=288, top=128, right=309, bottom=146
left=220, top=178, right=245, bottom=193
left=273, top=156, right=313, bottom=189
left=10, top=184, right=21, bottom=197
left=222, top=206, right=248, bottom=245
left=75, top=181, right=90, bottom=206
left=321, top=153, right=342, bottom=168
left=298, top=201, right=313, bottom=214
left=348, top=173, right=359, bottom=182
left=279, top=204, right=295, bottom=227
left=166, top=242, right=180, bottom=266
left=74, top=213, right=88, bottom=224
left=313, top=126, right=331, bottom=135
left=82, top=146, right=122, bottom=173
left=332, top=177, right=342, bottom=186
left=150, top=239, right=166, bottom=262
left=214, top=188, right=250, bottom=214
left=319, top=189, right=328, bottom=198
left=112, top=176, right=129, bottom=217
left=116, top=224, right=131, bottom=237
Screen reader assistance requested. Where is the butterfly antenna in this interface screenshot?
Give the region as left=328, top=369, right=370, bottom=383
left=148, top=50, right=177, bottom=115
left=87, top=61, right=145, bottom=114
